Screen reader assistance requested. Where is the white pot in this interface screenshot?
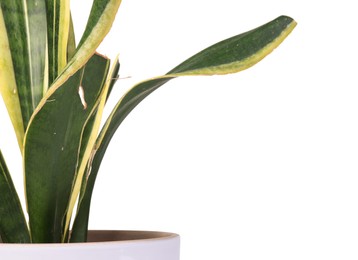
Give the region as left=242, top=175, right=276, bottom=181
left=0, top=230, right=180, bottom=260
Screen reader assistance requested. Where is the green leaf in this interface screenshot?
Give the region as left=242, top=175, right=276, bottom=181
left=63, top=57, right=118, bottom=241
left=46, top=0, right=121, bottom=99
left=72, top=15, right=296, bottom=240
left=0, top=1, right=47, bottom=147
left=67, top=13, right=76, bottom=61
left=101, top=15, right=296, bottom=147
left=0, top=150, right=30, bottom=243
left=24, top=54, right=110, bottom=243
left=23, top=0, right=121, bottom=243
left=168, top=16, right=296, bottom=75
left=0, top=7, right=24, bottom=148
left=70, top=58, right=120, bottom=243
left=45, top=0, right=70, bottom=84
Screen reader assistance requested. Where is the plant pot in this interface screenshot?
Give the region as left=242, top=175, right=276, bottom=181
left=0, top=230, right=180, bottom=260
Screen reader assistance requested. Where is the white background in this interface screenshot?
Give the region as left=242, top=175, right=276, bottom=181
left=1, top=0, right=358, bottom=259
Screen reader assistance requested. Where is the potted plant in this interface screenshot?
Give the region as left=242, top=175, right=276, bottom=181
left=0, top=0, right=296, bottom=259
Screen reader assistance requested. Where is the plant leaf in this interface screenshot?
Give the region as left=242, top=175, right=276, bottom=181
left=0, top=150, right=30, bottom=243
left=45, top=0, right=70, bottom=84
left=70, top=58, right=120, bottom=243
left=23, top=0, right=122, bottom=150
left=43, top=0, right=121, bottom=102
left=0, top=1, right=47, bottom=147
left=24, top=54, right=110, bottom=243
left=23, top=0, right=121, bottom=242
left=72, top=15, right=297, bottom=240
left=0, top=7, right=24, bottom=148
left=67, top=13, right=76, bottom=61
left=62, top=57, right=118, bottom=241
left=168, top=16, right=295, bottom=75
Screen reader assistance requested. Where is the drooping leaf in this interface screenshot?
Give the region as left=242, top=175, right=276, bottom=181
left=0, top=0, right=47, bottom=147
left=24, top=54, right=110, bottom=243
left=168, top=16, right=295, bottom=75
left=72, top=15, right=297, bottom=241
left=0, top=150, right=30, bottom=243
left=102, top=15, right=296, bottom=151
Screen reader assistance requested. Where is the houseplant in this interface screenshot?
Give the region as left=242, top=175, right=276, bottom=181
left=0, top=0, right=296, bottom=257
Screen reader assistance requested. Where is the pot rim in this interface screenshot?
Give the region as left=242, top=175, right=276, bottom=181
left=0, top=230, right=179, bottom=247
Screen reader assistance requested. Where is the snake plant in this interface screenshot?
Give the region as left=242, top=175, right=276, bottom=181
left=0, top=0, right=296, bottom=243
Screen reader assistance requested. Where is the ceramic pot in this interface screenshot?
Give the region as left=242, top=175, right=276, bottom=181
left=0, top=230, right=180, bottom=260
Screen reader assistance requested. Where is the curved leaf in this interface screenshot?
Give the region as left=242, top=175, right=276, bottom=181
left=63, top=56, right=118, bottom=241
left=102, top=15, right=296, bottom=147
left=70, top=58, right=120, bottom=242
left=24, top=54, right=110, bottom=243
left=0, top=0, right=47, bottom=147
left=0, top=150, right=30, bottom=243
left=22, top=0, right=121, bottom=243
left=39, top=0, right=121, bottom=107
left=72, top=15, right=297, bottom=240
left=0, top=7, right=24, bottom=148
left=169, top=16, right=295, bottom=75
